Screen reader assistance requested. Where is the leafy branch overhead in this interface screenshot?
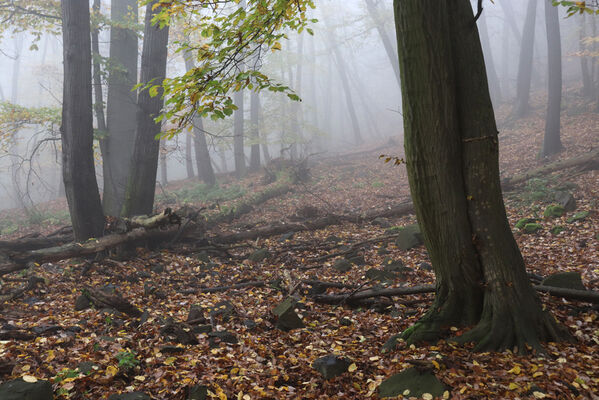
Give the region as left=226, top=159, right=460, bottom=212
left=141, top=0, right=316, bottom=137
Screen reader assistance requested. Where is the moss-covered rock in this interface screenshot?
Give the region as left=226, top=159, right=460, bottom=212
left=542, top=272, right=586, bottom=291
left=567, top=211, right=589, bottom=223
left=550, top=226, right=565, bottom=235
left=395, top=224, right=423, bottom=251
left=516, top=217, right=538, bottom=230
left=523, top=223, right=542, bottom=234
left=248, top=248, right=271, bottom=263
left=544, top=204, right=565, bottom=218
left=332, top=259, right=353, bottom=272
left=379, top=367, right=449, bottom=398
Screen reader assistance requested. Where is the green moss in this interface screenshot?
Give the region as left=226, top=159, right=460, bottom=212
left=516, top=218, right=537, bottom=230
left=550, top=226, right=565, bottom=235
left=523, top=223, right=542, bottom=234
left=567, top=211, right=589, bottom=223
left=543, top=204, right=565, bottom=218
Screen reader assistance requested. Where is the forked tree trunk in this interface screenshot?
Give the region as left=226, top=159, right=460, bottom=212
left=122, top=0, right=169, bottom=216
left=512, top=0, right=537, bottom=119
left=60, top=0, right=105, bottom=241
left=393, top=0, right=569, bottom=352
left=540, top=0, right=562, bottom=158
left=102, top=0, right=138, bottom=216
left=364, top=0, right=401, bottom=88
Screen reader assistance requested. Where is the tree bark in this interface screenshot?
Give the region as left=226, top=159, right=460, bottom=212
left=364, top=0, right=401, bottom=88
left=60, top=0, right=105, bottom=241
left=540, top=0, right=562, bottom=158
left=512, top=0, right=537, bottom=119
left=234, top=90, right=246, bottom=177
left=122, top=0, right=169, bottom=217
left=102, top=0, right=139, bottom=216
left=580, top=14, right=593, bottom=99
left=394, top=0, right=569, bottom=352
left=185, top=132, right=195, bottom=178
left=249, top=90, right=261, bottom=172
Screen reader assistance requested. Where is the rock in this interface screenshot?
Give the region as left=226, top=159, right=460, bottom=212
left=208, top=331, right=238, bottom=345
left=32, top=325, right=61, bottom=336
left=347, top=255, right=366, bottom=266
left=278, top=232, right=295, bottom=242
left=194, top=251, right=211, bottom=263
left=372, top=217, right=391, bottom=228
left=544, top=204, right=565, bottom=218
left=339, top=317, right=353, bottom=326
left=379, top=367, right=449, bottom=398
left=516, top=217, right=538, bottom=230
left=75, top=294, right=91, bottom=311
left=395, top=224, right=423, bottom=251
left=243, top=319, right=257, bottom=330
left=377, top=246, right=389, bottom=255
left=0, top=378, right=53, bottom=400
left=108, top=392, right=151, bottom=400
left=187, top=305, right=206, bottom=324
left=523, top=223, right=542, bottom=234
left=567, top=211, right=589, bottom=223
left=555, top=191, right=576, bottom=212
left=542, top=272, right=586, bottom=291
left=332, top=259, right=353, bottom=272
left=272, top=297, right=304, bottom=331
left=418, top=262, right=433, bottom=271
left=382, top=257, right=409, bottom=273
left=550, top=225, right=565, bottom=235
left=365, top=268, right=396, bottom=282
left=325, top=235, right=342, bottom=243
left=385, top=226, right=402, bottom=235
left=187, top=385, right=208, bottom=400
left=78, top=361, right=96, bottom=375
left=160, top=345, right=186, bottom=354
left=100, top=284, right=118, bottom=294
left=160, top=319, right=198, bottom=345
left=192, top=325, right=213, bottom=334
left=312, top=355, right=352, bottom=379
left=248, top=249, right=271, bottom=263
left=208, top=301, right=236, bottom=322
left=150, top=264, right=165, bottom=274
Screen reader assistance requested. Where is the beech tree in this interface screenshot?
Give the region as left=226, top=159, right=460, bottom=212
left=512, top=0, right=537, bottom=119
left=60, top=0, right=104, bottom=240
left=392, top=0, right=570, bottom=352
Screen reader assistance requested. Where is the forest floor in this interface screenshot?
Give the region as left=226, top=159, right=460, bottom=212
left=0, top=97, right=598, bottom=399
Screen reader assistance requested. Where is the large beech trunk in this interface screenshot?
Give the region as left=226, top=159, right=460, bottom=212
left=61, top=0, right=105, bottom=241
left=394, top=0, right=569, bottom=352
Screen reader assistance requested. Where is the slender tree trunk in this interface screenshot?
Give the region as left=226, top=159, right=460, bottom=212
left=478, top=12, right=502, bottom=105
left=122, top=1, right=169, bottom=216
left=501, top=18, right=511, bottom=99
left=233, top=90, right=246, bottom=177
left=102, top=0, right=138, bottom=216
left=580, top=14, right=593, bottom=98
left=249, top=90, right=261, bottom=171
left=9, top=33, right=24, bottom=209
left=364, top=0, right=401, bottom=87
left=258, top=104, right=271, bottom=163
left=328, top=34, right=363, bottom=144
left=92, top=0, right=108, bottom=198
left=512, top=0, right=537, bottom=119
left=185, top=133, right=195, bottom=178
left=393, top=0, right=569, bottom=352
left=160, top=142, right=167, bottom=186
left=499, top=0, right=522, bottom=43
left=540, top=0, right=562, bottom=157
left=60, top=0, right=105, bottom=241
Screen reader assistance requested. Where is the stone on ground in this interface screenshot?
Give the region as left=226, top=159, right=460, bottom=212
left=379, top=367, right=449, bottom=398
left=542, top=272, right=586, bottom=291
left=0, top=378, right=53, bottom=400
left=272, top=297, right=304, bottom=330
left=312, top=355, right=352, bottom=379
left=395, top=224, right=423, bottom=251
left=108, top=392, right=151, bottom=400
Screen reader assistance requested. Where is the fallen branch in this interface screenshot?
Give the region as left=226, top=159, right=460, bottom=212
left=83, top=288, right=142, bottom=318
left=0, top=276, right=44, bottom=302
left=199, top=281, right=266, bottom=293
left=502, top=150, right=599, bottom=191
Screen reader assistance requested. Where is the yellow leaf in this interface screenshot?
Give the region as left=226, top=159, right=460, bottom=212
left=46, top=350, right=55, bottom=362
left=422, top=394, right=433, bottom=400
left=442, top=391, right=450, bottom=399
left=164, top=357, right=176, bottom=366
left=533, top=371, right=543, bottom=378
left=272, top=42, right=282, bottom=51
left=22, top=375, right=37, bottom=383
left=105, top=366, right=118, bottom=377
left=21, top=365, right=31, bottom=372
left=432, top=360, right=440, bottom=369
left=508, top=382, right=518, bottom=390
left=134, top=375, right=146, bottom=382
left=533, top=392, right=547, bottom=399
left=507, top=365, right=521, bottom=375
left=348, top=363, right=358, bottom=372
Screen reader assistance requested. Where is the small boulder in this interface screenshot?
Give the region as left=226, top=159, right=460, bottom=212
left=0, top=378, right=53, bottom=400
left=523, top=223, right=542, bottom=234
left=325, top=235, right=342, bottom=243
left=78, top=361, right=96, bottom=375
left=312, top=355, right=352, bottom=379
left=339, top=317, right=353, bottom=326
left=187, top=305, right=206, bottom=324
left=248, top=249, right=271, bottom=263
left=567, top=211, right=589, bottom=223
left=187, top=385, right=208, bottom=400
left=542, top=272, right=586, bottom=291
left=272, top=297, right=304, bottom=331
left=278, top=232, right=295, bottom=242
left=516, top=217, right=538, bottom=230
left=347, top=255, right=366, bottom=266
left=555, top=191, right=576, bottom=212
left=150, top=264, right=165, bottom=274
left=379, top=367, right=449, bottom=398
left=194, top=251, right=211, bottom=263
left=550, top=225, right=565, bottom=235
left=372, top=217, right=391, bottom=228
left=382, top=257, right=409, bottom=273
left=395, top=224, right=423, bottom=251
left=544, top=204, right=565, bottom=218
left=75, top=294, right=91, bottom=311
left=332, top=259, right=353, bottom=273
left=108, top=393, right=151, bottom=400
left=208, top=301, right=236, bottom=322
left=208, top=331, right=238, bottom=345
left=418, top=262, right=433, bottom=271
left=192, top=325, right=213, bottom=334
left=365, top=269, right=396, bottom=282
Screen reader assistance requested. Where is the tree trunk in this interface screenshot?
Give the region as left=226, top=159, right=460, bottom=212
left=160, top=142, right=168, bottom=186
left=393, top=0, right=569, bottom=352
left=182, top=54, right=216, bottom=185
left=364, top=0, right=401, bottom=88
left=233, top=0, right=246, bottom=177
left=122, top=0, right=169, bottom=217
left=92, top=0, right=108, bottom=195
left=499, top=0, right=522, bottom=43
left=580, top=14, right=593, bottom=99
left=540, top=0, right=562, bottom=158
left=478, top=11, right=502, bottom=105
left=60, top=0, right=105, bottom=241
left=512, top=0, right=537, bottom=119
left=102, top=0, right=138, bottom=216
left=249, top=90, right=261, bottom=172
left=185, top=133, right=195, bottom=179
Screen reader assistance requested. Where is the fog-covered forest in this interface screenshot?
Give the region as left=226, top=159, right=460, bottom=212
left=0, top=1, right=598, bottom=399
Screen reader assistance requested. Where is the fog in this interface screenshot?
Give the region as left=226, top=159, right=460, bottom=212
left=0, top=0, right=595, bottom=216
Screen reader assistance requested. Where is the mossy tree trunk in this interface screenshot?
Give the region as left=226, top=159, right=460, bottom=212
left=393, top=0, right=570, bottom=353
